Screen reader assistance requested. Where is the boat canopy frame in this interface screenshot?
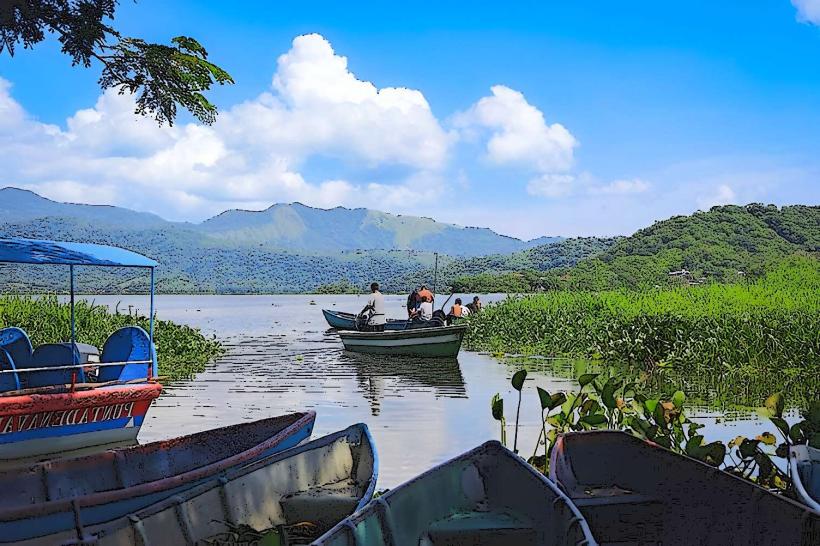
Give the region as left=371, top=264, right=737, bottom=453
left=0, top=238, right=159, bottom=379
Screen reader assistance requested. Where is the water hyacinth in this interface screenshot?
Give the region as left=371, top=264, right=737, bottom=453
left=466, top=257, right=820, bottom=404
left=0, top=295, right=223, bottom=381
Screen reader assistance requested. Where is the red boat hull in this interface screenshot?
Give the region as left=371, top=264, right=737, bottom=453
left=0, top=382, right=162, bottom=460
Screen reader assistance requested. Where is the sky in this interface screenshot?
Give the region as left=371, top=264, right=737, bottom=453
left=1, top=1, right=819, bottom=239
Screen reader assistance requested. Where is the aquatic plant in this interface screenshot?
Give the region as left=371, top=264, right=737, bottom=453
left=467, top=257, right=820, bottom=405
left=0, top=295, right=223, bottom=381
left=494, top=370, right=820, bottom=495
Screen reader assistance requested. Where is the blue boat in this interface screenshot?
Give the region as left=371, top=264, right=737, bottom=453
left=0, top=411, right=316, bottom=544
left=322, top=309, right=443, bottom=331
left=0, top=238, right=166, bottom=460
left=314, top=440, right=596, bottom=546
left=49, top=424, right=376, bottom=545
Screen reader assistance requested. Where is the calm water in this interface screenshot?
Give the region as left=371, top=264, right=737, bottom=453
left=82, top=294, right=777, bottom=488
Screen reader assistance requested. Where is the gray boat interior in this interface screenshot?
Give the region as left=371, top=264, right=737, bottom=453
left=791, top=444, right=820, bottom=512
left=0, top=412, right=309, bottom=509
left=26, top=424, right=375, bottom=546
left=552, top=431, right=820, bottom=546
left=315, top=440, right=597, bottom=546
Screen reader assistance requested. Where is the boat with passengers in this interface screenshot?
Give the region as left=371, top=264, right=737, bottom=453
left=0, top=237, right=163, bottom=460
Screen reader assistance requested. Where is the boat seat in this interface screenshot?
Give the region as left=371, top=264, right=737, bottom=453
left=568, top=486, right=664, bottom=544
left=0, top=348, right=21, bottom=392
left=0, top=326, right=33, bottom=367
left=97, top=326, right=154, bottom=382
left=281, top=480, right=361, bottom=533
left=426, top=511, right=538, bottom=546
left=22, top=344, right=85, bottom=388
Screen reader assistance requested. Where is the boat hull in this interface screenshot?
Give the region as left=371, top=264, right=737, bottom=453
left=315, top=440, right=597, bottom=546
left=322, top=309, right=408, bottom=331
left=791, top=444, right=820, bottom=513
left=41, top=424, right=376, bottom=546
left=338, top=325, right=467, bottom=358
left=0, top=382, right=162, bottom=460
left=551, top=431, right=820, bottom=545
left=0, top=411, right=316, bottom=543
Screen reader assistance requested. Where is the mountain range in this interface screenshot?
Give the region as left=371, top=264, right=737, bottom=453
left=0, top=187, right=580, bottom=293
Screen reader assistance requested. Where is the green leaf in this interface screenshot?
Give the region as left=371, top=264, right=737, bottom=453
left=602, top=377, right=621, bottom=410
left=703, top=442, right=726, bottom=466
left=537, top=387, right=551, bottom=410
left=671, top=390, right=685, bottom=409
left=644, top=399, right=659, bottom=414
left=579, top=413, right=608, bottom=427
left=578, top=373, right=599, bottom=389
left=756, top=432, right=777, bottom=446
left=764, top=392, right=785, bottom=419
left=738, top=438, right=759, bottom=459
left=769, top=417, right=790, bottom=439
left=491, top=393, right=504, bottom=421
left=561, top=393, right=577, bottom=416
left=511, top=369, right=527, bottom=391
left=549, top=392, right=567, bottom=411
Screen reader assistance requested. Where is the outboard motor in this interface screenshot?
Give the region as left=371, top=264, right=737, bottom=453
left=432, top=309, right=447, bottom=327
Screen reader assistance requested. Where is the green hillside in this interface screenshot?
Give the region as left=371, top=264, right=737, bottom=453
left=454, top=204, right=819, bottom=292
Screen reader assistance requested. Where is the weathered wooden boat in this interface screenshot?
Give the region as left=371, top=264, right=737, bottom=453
left=791, top=444, right=820, bottom=512
left=0, top=411, right=316, bottom=543
left=42, top=423, right=376, bottom=546
left=0, top=238, right=166, bottom=459
left=337, top=324, right=467, bottom=358
left=550, top=431, right=820, bottom=545
left=322, top=309, right=441, bottom=331
left=314, top=440, right=597, bottom=546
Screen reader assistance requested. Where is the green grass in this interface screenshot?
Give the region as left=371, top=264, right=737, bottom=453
left=0, top=295, right=223, bottom=381
left=465, top=256, right=820, bottom=405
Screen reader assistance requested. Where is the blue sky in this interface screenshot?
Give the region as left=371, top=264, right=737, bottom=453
left=1, top=1, right=819, bottom=238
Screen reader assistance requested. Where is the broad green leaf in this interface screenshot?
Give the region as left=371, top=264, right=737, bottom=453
left=578, top=373, right=599, bottom=388
left=491, top=393, right=504, bottom=421
left=704, top=442, right=726, bottom=466
left=537, top=387, right=551, bottom=410
left=769, top=417, right=790, bottom=439
left=764, top=392, right=785, bottom=419
left=511, top=369, right=527, bottom=391
left=579, top=413, right=608, bottom=427
left=549, top=392, right=567, bottom=411
left=644, top=399, right=659, bottom=414
left=601, top=377, right=621, bottom=410
left=738, top=438, right=759, bottom=459
left=671, top=390, right=685, bottom=409
left=685, top=435, right=704, bottom=457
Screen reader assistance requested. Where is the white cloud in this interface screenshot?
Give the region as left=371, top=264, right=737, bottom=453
left=792, top=0, right=820, bottom=25
left=697, top=184, right=736, bottom=210
left=456, top=85, right=577, bottom=172
left=0, top=34, right=453, bottom=220
left=526, top=174, right=575, bottom=197
left=589, top=178, right=651, bottom=195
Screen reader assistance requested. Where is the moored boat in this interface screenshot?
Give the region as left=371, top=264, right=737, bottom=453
left=791, top=444, right=820, bottom=512
left=550, top=430, right=820, bottom=545
left=322, top=309, right=441, bottom=331
left=314, top=440, right=597, bottom=546
left=337, top=324, right=467, bottom=358
left=0, top=411, right=316, bottom=543
left=0, top=238, right=166, bottom=460
left=46, top=423, right=376, bottom=546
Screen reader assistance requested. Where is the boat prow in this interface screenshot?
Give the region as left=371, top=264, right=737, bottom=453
left=791, top=444, right=820, bottom=513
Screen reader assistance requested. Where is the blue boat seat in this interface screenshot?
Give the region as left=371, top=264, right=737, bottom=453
left=97, top=326, right=154, bottom=382
left=22, top=344, right=85, bottom=388
left=0, top=348, right=21, bottom=392
left=0, top=327, right=32, bottom=392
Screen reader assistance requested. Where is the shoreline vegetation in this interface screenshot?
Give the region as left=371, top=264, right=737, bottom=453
left=0, top=295, right=223, bottom=381
left=465, top=256, right=820, bottom=406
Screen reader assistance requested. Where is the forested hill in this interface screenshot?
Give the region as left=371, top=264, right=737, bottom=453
left=452, top=204, right=818, bottom=292
left=546, top=204, right=819, bottom=290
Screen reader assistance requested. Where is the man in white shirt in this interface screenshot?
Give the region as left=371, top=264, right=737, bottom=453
left=361, top=282, right=386, bottom=331
left=418, top=296, right=433, bottom=321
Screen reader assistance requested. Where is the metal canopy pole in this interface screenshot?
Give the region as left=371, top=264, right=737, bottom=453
left=432, top=252, right=438, bottom=306
left=149, top=267, right=156, bottom=378
left=69, top=265, right=77, bottom=366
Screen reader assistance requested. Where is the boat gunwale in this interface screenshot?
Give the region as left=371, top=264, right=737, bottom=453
left=316, top=439, right=597, bottom=545
left=0, top=382, right=162, bottom=415
left=552, top=430, right=820, bottom=515
left=790, top=445, right=820, bottom=514
left=0, top=410, right=317, bottom=521
left=337, top=325, right=468, bottom=341
left=87, top=423, right=378, bottom=541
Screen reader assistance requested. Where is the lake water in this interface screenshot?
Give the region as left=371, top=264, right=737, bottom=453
left=83, top=294, right=778, bottom=488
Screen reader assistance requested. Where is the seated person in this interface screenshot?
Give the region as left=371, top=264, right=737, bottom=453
left=418, top=296, right=433, bottom=321
left=449, top=298, right=470, bottom=319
